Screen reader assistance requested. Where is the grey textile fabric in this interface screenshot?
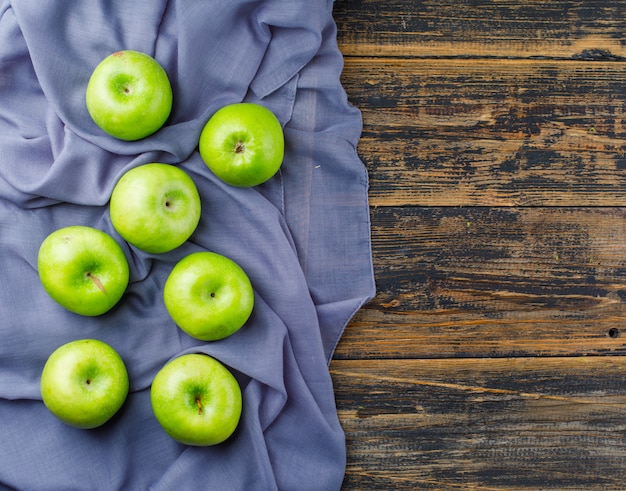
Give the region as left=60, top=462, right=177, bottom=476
left=0, top=1, right=375, bottom=489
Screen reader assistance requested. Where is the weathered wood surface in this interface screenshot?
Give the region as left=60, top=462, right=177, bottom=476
left=332, top=357, right=626, bottom=490
left=330, top=1, right=626, bottom=489
left=335, top=0, right=626, bottom=59
left=347, top=59, right=626, bottom=207
left=335, top=206, right=626, bottom=360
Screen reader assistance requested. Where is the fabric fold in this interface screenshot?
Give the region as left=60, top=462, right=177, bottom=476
left=0, top=1, right=375, bottom=489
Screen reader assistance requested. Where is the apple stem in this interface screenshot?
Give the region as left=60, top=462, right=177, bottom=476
left=86, top=272, right=107, bottom=295
left=234, top=141, right=245, bottom=154
left=196, top=398, right=203, bottom=415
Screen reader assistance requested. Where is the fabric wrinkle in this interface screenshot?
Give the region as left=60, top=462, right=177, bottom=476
left=0, top=1, right=375, bottom=490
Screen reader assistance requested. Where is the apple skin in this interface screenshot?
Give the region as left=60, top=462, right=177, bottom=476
left=198, top=102, right=284, bottom=187
left=38, top=225, right=130, bottom=316
left=40, top=339, right=129, bottom=429
left=110, top=163, right=201, bottom=254
left=150, top=353, right=242, bottom=446
left=163, top=251, right=254, bottom=341
left=86, top=50, right=173, bottom=141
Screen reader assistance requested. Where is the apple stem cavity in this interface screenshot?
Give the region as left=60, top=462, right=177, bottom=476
left=86, top=272, right=107, bottom=295
left=234, top=141, right=245, bottom=154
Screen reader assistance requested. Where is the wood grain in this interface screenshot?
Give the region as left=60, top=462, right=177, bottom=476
left=334, top=207, right=626, bottom=359
left=334, top=0, right=626, bottom=59
left=331, top=0, right=626, bottom=489
left=331, top=357, right=626, bottom=490
left=341, top=58, right=626, bottom=207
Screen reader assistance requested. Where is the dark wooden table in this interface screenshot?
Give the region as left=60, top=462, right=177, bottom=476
left=329, top=1, right=626, bottom=489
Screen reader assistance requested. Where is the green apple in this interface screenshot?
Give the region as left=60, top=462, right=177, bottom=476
left=38, top=225, right=129, bottom=316
left=86, top=50, right=173, bottom=141
left=163, top=251, right=254, bottom=341
left=109, top=163, right=201, bottom=254
left=40, top=339, right=129, bottom=429
left=198, top=102, right=284, bottom=187
left=150, top=353, right=242, bottom=446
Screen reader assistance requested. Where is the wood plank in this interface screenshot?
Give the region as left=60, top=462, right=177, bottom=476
left=331, top=357, right=626, bottom=490
left=334, top=0, right=626, bottom=59
left=334, top=207, right=626, bottom=359
left=330, top=2, right=626, bottom=489
left=339, top=58, right=626, bottom=207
